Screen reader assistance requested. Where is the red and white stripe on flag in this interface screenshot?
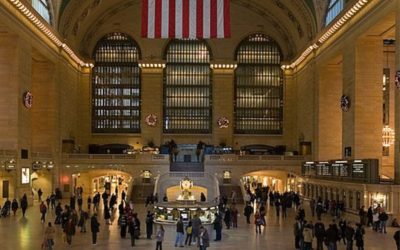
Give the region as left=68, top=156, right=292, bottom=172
left=142, top=0, right=231, bottom=39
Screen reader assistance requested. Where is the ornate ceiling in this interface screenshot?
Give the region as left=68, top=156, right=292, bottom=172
left=53, top=0, right=330, bottom=61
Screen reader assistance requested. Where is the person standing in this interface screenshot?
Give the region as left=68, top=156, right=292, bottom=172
left=191, top=214, right=202, bottom=244
left=146, top=211, right=154, bottom=239
left=254, top=211, right=262, bottom=234
left=11, top=199, right=18, bottom=216
left=40, top=202, right=47, bottom=223
left=87, top=196, right=92, bottom=211
left=394, top=228, right=400, bottom=250
left=91, top=213, right=100, bottom=245
left=314, top=219, right=325, bottom=250
left=198, top=226, right=210, bottom=250
left=345, top=222, right=355, bottom=250
left=128, top=216, right=138, bottom=247
left=367, top=206, right=373, bottom=227
left=379, top=210, right=388, bottom=234
left=224, top=207, right=231, bottom=229
left=354, top=223, right=365, bottom=250
left=175, top=217, right=185, bottom=247
left=213, top=213, right=222, bottom=241
left=358, top=206, right=366, bottom=226
left=78, top=210, right=88, bottom=233
left=185, top=221, right=193, bottom=246
left=21, top=194, right=28, bottom=217
left=325, top=222, right=340, bottom=250
left=155, top=224, right=165, bottom=250
left=43, top=222, right=55, bottom=250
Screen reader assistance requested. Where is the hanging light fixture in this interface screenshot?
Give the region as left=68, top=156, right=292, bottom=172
left=382, top=125, right=395, bottom=147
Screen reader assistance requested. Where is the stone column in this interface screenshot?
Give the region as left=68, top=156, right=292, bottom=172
left=342, top=38, right=382, bottom=160
left=315, top=64, right=342, bottom=160
left=394, top=0, right=400, bottom=184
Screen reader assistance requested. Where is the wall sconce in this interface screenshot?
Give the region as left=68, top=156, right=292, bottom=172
left=32, top=161, right=42, bottom=171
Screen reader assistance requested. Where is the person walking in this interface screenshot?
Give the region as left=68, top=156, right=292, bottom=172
left=293, top=219, right=304, bottom=249
left=244, top=202, right=253, bottom=224
left=64, top=218, right=75, bottom=246
left=91, top=213, right=100, bottom=245
left=11, top=199, right=18, bottom=216
left=78, top=210, right=88, bottom=233
left=155, top=224, right=165, bottom=250
left=40, top=202, right=47, bottom=223
left=38, top=188, right=43, bottom=201
left=303, top=223, right=314, bottom=250
left=310, top=198, right=316, bottom=217
left=118, top=213, right=128, bottom=238
left=175, top=217, right=184, bottom=247
left=354, top=223, right=365, bottom=250
left=146, top=211, right=154, bottom=239
left=314, top=219, right=325, bottom=250
left=231, top=205, right=238, bottom=228
left=21, top=194, right=28, bottom=217
left=224, top=207, right=231, bottom=229
left=198, top=225, right=210, bottom=250
left=345, top=222, right=355, bottom=250
left=185, top=221, right=193, bottom=246
left=394, top=228, right=400, bottom=250
left=43, top=222, right=55, bottom=250
left=325, top=222, right=339, bottom=250
left=254, top=211, right=263, bottom=234
left=128, top=216, right=138, bottom=247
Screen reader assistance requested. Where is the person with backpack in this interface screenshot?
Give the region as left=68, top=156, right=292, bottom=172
left=354, top=223, right=365, bottom=250
left=185, top=221, right=193, bottom=246
left=40, top=202, right=47, bottom=223
left=303, top=222, right=314, bottom=250
left=314, top=219, right=326, bottom=250
left=394, top=228, right=400, bottom=250
left=91, top=213, right=100, bottom=245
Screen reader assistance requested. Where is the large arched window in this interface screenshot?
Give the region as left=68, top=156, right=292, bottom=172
left=32, top=0, right=52, bottom=24
left=234, top=34, right=283, bottom=134
left=92, top=33, right=141, bottom=133
left=164, top=40, right=212, bottom=134
left=325, top=0, right=344, bottom=26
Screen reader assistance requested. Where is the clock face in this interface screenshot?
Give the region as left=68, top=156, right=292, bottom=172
left=340, top=95, right=350, bottom=112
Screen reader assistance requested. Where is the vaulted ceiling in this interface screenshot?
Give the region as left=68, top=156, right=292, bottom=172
left=53, top=0, right=330, bottom=61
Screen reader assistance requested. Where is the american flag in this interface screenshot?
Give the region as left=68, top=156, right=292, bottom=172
left=141, top=0, right=231, bottom=39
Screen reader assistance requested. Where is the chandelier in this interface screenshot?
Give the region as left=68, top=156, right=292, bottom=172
left=382, top=126, right=395, bottom=147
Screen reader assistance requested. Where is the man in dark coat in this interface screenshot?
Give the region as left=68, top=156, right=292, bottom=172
left=345, top=222, right=355, bottom=250
left=244, top=202, right=253, bottom=224
left=325, top=222, right=340, bottom=250
left=146, top=211, right=154, bottom=239
left=20, top=194, right=28, bottom=217
left=314, top=219, right=325, bottom=250
left=91, top=213, right=100, bottom=245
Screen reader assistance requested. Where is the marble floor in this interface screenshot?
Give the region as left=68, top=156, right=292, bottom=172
left=0, top=200, right=397, bottom=250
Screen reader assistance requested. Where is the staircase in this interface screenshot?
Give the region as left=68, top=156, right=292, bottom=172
left=129, top=184, right=155, bottom=203
left=219, top=185, right=244, bottom=204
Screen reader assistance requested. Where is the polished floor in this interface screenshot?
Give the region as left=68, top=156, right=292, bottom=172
left=0, top=199, right=397, bottom=250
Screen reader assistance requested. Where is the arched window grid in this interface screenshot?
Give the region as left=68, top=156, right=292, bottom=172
left=325, top=0, right=344, bottom=26
left=163, top=39, right=212, bottom=134
left=32, top=0, right=52, bottom=24
left=234, top=34, right=284, bottom=135
left=91, top=33, right=141, bottom=133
